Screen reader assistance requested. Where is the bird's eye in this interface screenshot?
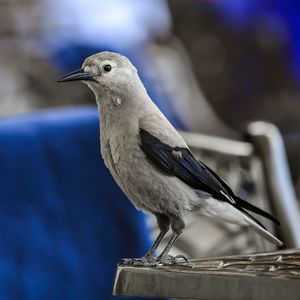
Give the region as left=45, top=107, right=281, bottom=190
left=103, top=64, right=112, bottom=72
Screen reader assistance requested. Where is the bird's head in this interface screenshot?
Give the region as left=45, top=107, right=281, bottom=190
left=58, top=51, right=139, bottom=99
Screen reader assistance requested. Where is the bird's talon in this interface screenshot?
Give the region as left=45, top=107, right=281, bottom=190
left=156, top=254, right=188, bottom=265
left=174, top=254, right=188, bottom=262
left=118, top=255, right=156, bottom=267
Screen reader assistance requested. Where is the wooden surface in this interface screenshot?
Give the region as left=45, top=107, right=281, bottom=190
left=113, top=249, right=300, bottom=299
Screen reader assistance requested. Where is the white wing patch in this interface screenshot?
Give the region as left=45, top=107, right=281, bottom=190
left=220, top=190, right=235, bottom=204
left=200, top=197, right=248, bottom=226
left=171, top=150, right=183, bottom=160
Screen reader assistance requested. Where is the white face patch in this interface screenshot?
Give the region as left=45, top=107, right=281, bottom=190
left=100, top=60, right=117, bottom=72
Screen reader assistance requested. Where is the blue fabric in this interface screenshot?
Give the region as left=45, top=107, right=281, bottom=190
left=0, top=107, right=159, bottom=300
left=215, top=0, right=300, bottom=85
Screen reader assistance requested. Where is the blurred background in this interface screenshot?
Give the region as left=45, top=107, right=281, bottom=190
left=2, top=0, right=300, bottom=194
left=1, top=0, right=300, bottom=299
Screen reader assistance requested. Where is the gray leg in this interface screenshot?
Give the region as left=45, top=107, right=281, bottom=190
left=145, top=213, right=170, bottom=256
left=156, top=216, right=188, bottom=264
left=158, top=232, right=180, bottom=258
left=119, top=213, right=170, bottom=266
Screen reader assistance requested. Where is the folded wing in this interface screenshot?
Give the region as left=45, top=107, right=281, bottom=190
left=139, top=128, right=280, bottom=226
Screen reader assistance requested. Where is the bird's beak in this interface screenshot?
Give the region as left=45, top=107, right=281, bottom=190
left=57, top=68, right=94, bottom=83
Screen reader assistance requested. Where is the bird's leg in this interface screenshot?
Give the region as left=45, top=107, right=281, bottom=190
left=155, top=216, right=188, bottom=265
left=145, top=213, right=170, bottom=257
left=158, top=232, right=179, bottom=257
left=119, top=214, right=170, bottom=266
left=144, top=228, right=168, bottom=257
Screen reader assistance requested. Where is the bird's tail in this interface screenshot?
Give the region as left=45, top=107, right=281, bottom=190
left=234, top=196, right=280, bottom=225
left=233, top=196, right=283, bottom=247
left=243, top=212, right=284, bottom=247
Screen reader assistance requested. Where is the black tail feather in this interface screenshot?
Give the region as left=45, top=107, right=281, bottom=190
left=235, top=196, right=280, bottom=225
left=238, top=206, right=267, bottom=230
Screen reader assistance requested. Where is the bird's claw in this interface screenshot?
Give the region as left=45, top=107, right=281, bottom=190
left=118, top=255, right=156, bottom=267
left=119, top=254, right=188, bottom=267
left=156, top=254, right=188, bottom=265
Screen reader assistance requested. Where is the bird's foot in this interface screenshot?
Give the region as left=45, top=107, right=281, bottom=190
left=153, top=254, right=188, bottom=266
left=119, top=254, right=188, bottom=267
left=118, top=254, right=157, bottom=267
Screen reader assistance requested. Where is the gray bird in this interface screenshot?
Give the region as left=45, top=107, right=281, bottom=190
left=58, top=51, right=283, bottom=265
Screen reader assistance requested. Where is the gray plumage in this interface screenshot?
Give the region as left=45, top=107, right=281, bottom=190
left=58, top=51, right=283, bottom=265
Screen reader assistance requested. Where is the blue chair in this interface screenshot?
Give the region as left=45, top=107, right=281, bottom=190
left=0, top=106, right=160, bottom=300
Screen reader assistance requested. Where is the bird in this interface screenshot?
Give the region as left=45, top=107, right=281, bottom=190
left=58, top=51, right=283, bottom=266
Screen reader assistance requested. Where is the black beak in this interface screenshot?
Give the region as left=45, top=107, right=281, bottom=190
left=57, top=68, right=94, bottom=83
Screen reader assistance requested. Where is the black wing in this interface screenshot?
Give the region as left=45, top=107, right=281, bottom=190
left=204, top=163, right=280, bottom=225
left=139, top=129, right=280, bottom=225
